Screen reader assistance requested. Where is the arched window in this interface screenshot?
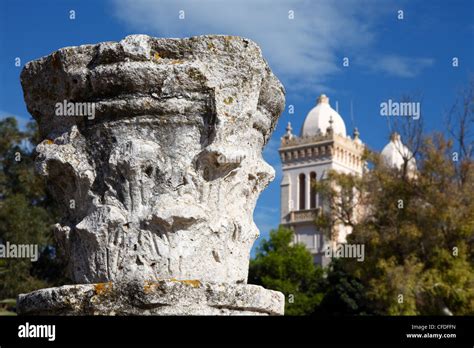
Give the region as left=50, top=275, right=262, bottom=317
left=299, top=173, right=306, bottom=210
left=310, top=172, right=317, bottom=209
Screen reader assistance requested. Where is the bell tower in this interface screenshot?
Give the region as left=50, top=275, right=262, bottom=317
left=279, top=94, right=364, bottom=265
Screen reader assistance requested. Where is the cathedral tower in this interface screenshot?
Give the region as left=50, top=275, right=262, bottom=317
left=279, top=94, right=365, bottom=265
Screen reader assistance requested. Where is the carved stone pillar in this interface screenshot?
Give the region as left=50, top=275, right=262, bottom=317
left=17, top=35, right=285, bottom=315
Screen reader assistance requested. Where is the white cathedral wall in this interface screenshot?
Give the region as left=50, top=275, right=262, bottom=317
left=294, top=224, right=321, bottom=251
left=280, top=174, right=290, bottom=220
left=283, top=161, right=333, bottom=212
left=280, top=145, right=363, bottom=265
left=331, top=159, right=363, bottom=176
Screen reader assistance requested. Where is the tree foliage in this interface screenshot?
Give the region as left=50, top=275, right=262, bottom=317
left=314, top=132, right=474, bottom=315
left=0, top=117, right=65, bottom=301
left=314, top=259, right=372, bottom=316
left=249, top=226, right=325, bottom=315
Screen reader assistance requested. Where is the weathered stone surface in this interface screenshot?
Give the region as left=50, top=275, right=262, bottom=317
left=20, top=35, right=285, bottom=285
left=17, top=280, right=285, bottom=316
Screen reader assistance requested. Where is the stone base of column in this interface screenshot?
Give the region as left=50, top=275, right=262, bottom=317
left=17, top=280, right=285, bottom=316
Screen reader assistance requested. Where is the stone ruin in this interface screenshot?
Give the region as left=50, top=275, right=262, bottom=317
left=17, top=35, right=285, bottom=315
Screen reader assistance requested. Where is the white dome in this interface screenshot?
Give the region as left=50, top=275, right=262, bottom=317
left=301, top=94, right=347, bottom=137
left=381, top=133, right=416, bottom=170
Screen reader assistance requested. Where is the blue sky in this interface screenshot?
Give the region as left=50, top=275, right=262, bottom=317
left=1, top=0, right=473, bottom=256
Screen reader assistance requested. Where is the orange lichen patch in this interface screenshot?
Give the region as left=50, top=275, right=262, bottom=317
left=143, top=278, right=202, bottom=290
left=45, top=139, right=54, bottom=145
left=180, top=279, right=202, bottom=288
left=94, top=282, right=113, bottom=296
left=153, top=52, right=161, bottom=61
left=223, top=36, right=234, bottom=50
left=143, top=280, right=157, bottom=294
left=170, top=279, right=202, bottom=288
left=171, top=59, right=184, bottom=65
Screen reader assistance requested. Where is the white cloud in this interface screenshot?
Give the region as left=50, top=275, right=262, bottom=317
left=110, top=0, right=390, bottom=91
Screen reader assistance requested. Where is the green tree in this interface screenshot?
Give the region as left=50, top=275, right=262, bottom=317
left=0, top=117, right=65, bottom=302
left=314, top=132, right=474, bottom=315
left=249, top=226, right=325, bottom=315
left=314, top=259, right=372, bottom=316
